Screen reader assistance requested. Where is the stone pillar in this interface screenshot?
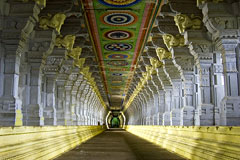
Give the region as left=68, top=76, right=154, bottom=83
left=71, top=91, right=77, bottom=125
left=201, top=2, right=240, bottom=125
left=163, top=87, right=172, bottom=125
left=171, top=47, right=195, bottom=126
left=212, top=52, right=225, bottom=125
left=0, top=44, right=4, bottom=99
left=217, top=38, right=240, bottom=125
left=0, top=0, right=42, bottom=126
left=0, top=46, right=23, bottom=126
left=185, top=30, right=216, bottom=126
left=158, top=90, right=165, bottom=125
left=56, top=84, right=65, bottom=125
left=170, top=80, right=182, bottom=126
left=153, top=93, right=159, bottom=125
left=27, top=29, right=56, bottom=126
left=43, top=76, right=57, bottom=125
left=162, top=58, right=183, bottom=126
left=64, top=87, right=72, bottom=125
left=76, top=94, right=81, bottom=125
left=79, top=100, right=85, bottom=125
left=155, top=65, right=173, bottom=126
left=27, top=62, right=44, bottom=125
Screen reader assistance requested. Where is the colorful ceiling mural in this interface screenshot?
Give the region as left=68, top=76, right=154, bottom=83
left=81, top=0, right=162, bottom=108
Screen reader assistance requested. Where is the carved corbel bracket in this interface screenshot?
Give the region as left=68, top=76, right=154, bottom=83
left=162, top=34, right=185, bottom=50
left=39, top=13, right=66, bottom=33
left=55, top=35, right=76, bottom=51
left=150, top=58, right=159, bottom=69
left=174, top=14, right=202, bottom=34
left=67, top=46, right=82, bottom=59
left=74, top=58, right=85, bottom=69
left=156, top=47, right=172, bottom=61
left=80, top=66, right=90, bottom=76
left=150, top=58, right=163, bottom=69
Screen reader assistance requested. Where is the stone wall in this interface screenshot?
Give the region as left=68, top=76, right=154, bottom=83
left=0, top=125, right=105, bottom=159
left=126, top=125, right=240, bottom=160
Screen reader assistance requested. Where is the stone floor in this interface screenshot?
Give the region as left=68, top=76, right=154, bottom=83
left=55, top=129, right=186, bottom=160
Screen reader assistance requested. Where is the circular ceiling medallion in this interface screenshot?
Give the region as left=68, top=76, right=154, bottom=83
left=99, top=0, right=141, bottom=7
left=106, top=53, right=130, bottom=59
left=107, top=60, right=128, bottom=66
left=101, top=12, right=137, bottom=26
left=104, top=43, right=132, bottom=51
left=104, top=30, right=133, bottom=40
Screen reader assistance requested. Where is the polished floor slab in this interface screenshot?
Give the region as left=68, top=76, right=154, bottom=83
left=55, top=129, right=186, bottom=160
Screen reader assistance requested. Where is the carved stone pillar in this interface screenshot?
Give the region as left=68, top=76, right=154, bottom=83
left=159, top=52, right=183, bottom=126
left=0, top=1, right=42, bottom=126
left=27, top=62, right=44, bottom=125
left=76, top=93, right=81, bottom=125
left=156, top=66, right=173, bottom=126
left=163, top=87, right=172, bottom=126
left=185, top=30, right=216, bottom=126
left=0, top=45, right=23, bottom=126
left=170, top=79, right=182, bottom=126
left=27, top=30, right=56, bottom=126
left=71, top=90, right=77, bottom=125
left=212, top=52, right=224, bottom=125
left=56, top=84, right=65, bottom=125
left=217, top=38, right=240, bottom=125
left=201, top=2, right=240, bottom=125
left=79, top=100, right=85, bottom=125
left=152, top=93, right=159, bottom=125
left=158, top=90, right=165, bottom=125
left=171, top=47, right=195, bottom=126
left=43, top=76, right=57, bottom=125
left=64, top=86, right=72, bottom=125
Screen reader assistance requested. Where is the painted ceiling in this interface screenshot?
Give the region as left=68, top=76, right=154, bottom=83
left=81, top=0, right=162, bottom=109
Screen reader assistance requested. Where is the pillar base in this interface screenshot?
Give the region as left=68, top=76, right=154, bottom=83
left=195, top=104, right=214, bottom=126
left=163, top=112, right=170, bottom=126
left=43, top=108, right=56, bottom=126
left=75, top=114, right=81, bottom=125
left=180, top=106, right=194, bottom=126
left=220, top=96, right=240, bottom=126
left=71, top=114, right=78, bottom=125
left=170, top=109, right=181, bottom=126
left=25, top=105, right=44, bottom=126
left=0, top=97, right=23, bottom=126
left=158, top=113, right=163, bottom=125
left=153, top=114, right=158, bottom=125
left=56, top=110, right=65, bottom=125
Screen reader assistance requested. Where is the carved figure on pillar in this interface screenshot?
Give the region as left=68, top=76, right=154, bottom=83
left=39, top=13, right=66, bottom=33
left=55, top=35, right=76, bottom=51
left=162, top=34, right=185, bottom=49
left=174, top=14, right=202, bottom=34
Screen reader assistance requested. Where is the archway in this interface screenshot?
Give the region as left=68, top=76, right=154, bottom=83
left=111, top=117, right=120, bottom=128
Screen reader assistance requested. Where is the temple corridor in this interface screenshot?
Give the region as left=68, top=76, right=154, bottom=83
left=0, top=0, right=240, bottom=159
left=55, top=129, right=185, bottom=160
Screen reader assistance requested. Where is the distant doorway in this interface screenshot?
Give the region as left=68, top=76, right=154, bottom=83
left=111, top=117, right=120, bottom=128
left=106, top=111, right=126, bottom=129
